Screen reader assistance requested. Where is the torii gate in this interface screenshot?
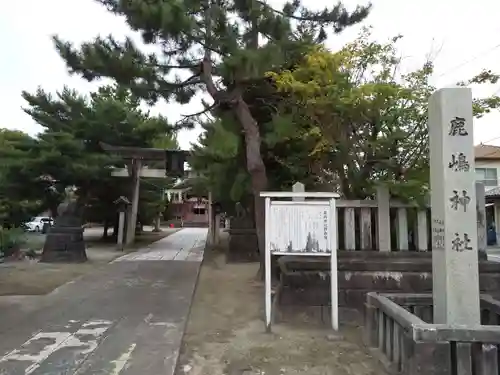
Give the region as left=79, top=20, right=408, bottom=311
left=100, top=142, right=187, bottom=245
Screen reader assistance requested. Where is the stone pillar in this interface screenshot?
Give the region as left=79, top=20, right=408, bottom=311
left=126, top=159, right=142, bottom=245
left=117, top=211, right=125, bottom=251
left=153, top=215, right=161, bottom=232
left=496, top=205, right=500, bottom=243
left=214, top=213, right=221, bottom=245
left=292, top=182, right=305, bottom=201
left=376, top=186, right=391, bottom=252
left=404, top=340, right=452, bottom=375
left=429, top=88, right=480, bottom=325
left=363, top=300, right=379, bottom=347
left=476, top=182, right=487, bottom=259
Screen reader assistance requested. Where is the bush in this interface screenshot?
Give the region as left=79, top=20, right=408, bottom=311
left=0, top=227, right=27, bottom=257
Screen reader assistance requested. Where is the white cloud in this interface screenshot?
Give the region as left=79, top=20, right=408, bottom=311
left=1, top=0, right=500, bottom=149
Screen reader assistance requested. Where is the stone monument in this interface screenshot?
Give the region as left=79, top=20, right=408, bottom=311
left=429, top=87, right=480, bottom=325
left=40, top=198, right=87, bottom=263
left=364, top=88, right=500, bottom=375
left=114, top=196, right=131, bottom=251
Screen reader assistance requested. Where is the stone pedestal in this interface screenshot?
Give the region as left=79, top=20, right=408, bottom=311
left=40, top=227, right=87, bottom=263
left=227, top=216, right=259, bottom=262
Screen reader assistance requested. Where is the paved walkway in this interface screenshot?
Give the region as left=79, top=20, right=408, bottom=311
left=0, top=228, right=207, bottom=375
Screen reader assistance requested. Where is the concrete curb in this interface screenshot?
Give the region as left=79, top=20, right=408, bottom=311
left=171, top=230, right=211, bottom=375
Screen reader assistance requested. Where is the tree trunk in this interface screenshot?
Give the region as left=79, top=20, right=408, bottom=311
left=199, top=21, right=267, bottom=276
left=234, top=98, right=268, bottom=279
left=49, top=204, right=59, bottom=219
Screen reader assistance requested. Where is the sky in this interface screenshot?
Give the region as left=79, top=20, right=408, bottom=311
left=1, top=0, right=500, bottom=150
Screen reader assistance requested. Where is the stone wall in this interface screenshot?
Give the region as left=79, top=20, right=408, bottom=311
left=277, top=252, right=500, bottom=309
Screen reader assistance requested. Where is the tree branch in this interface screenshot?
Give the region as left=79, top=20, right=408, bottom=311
left=180, top=103, right=217, bottom=119
left=178, top=74, right=202, bottom=86
left=255, top=0, right=371, bottom=27
left=155, top=62, right=199, bottom=70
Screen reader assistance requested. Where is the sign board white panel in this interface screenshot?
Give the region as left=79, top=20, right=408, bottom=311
left=268, top=203, right=331, bottom=253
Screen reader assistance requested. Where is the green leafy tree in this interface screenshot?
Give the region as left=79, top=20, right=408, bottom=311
left=268, top=28, right=500, bottom=200
left=153, top=133, right=179, bottom=150
left=52, top=0, right=371, bottom=271
left=192, top=28, right=500, bottom=216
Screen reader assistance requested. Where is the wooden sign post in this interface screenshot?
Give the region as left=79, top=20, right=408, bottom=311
left=260, top=190, right=339, bottom=332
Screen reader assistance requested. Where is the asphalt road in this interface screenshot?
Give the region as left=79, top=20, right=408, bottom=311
left=0, top=228, right=207, bottom=375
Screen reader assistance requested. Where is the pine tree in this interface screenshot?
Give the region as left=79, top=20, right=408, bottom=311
left=53, top=0, right=371, bottom=273
left=22, top=84, right=176, bottom=232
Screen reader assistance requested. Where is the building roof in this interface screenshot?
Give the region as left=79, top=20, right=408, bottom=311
left=486, top=186, right=500, bottom=198
left=475, top=144, right=500, bottom=160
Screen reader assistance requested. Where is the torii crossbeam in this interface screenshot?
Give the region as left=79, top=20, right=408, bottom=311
left=100, top=142, right=188, bottom=245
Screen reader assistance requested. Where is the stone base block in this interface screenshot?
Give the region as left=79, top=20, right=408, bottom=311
left=227, top=229, right=259, bottom=263
left=40, top=227, right=87, bottom=263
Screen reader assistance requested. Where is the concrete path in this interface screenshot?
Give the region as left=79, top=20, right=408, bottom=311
left=0, top=228, right=207, bottom=375
left=115, top=229, right=205, bottom=262
left=487, top=247, right=500, bottom=262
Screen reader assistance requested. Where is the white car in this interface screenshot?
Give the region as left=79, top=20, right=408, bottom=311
left=25, top=217, right=54, bottom=232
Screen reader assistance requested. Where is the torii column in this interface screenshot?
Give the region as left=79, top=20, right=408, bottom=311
left=126, top=158, right=142, bottom=245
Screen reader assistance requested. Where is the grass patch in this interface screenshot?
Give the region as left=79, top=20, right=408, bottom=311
left=0, top=228, right=180, bottom=296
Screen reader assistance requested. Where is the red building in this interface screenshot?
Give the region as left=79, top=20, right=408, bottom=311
left=166, top=171, right=210, bottom=227
left=172, top=197, right=209, bottom=227
left=168, top=192, right=209, bottom=227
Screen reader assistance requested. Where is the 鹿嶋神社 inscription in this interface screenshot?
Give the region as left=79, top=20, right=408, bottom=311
left=448, top=116, right=470, bottom=173
left=448, top=116, right=468, bottom=136
left=446, top=115, right=474, bottom=251
left=451, top=233, right=473, bottom=252
left=450, top=190, right=471, bottom=212
left=268, top=204, right=330, bottom=253
left=448, top=152, right=470, bottom=172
